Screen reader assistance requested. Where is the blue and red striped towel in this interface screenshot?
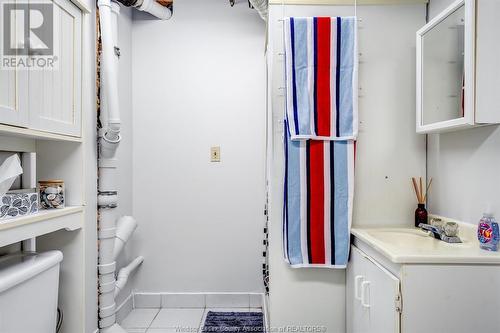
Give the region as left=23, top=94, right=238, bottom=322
left=283, top=17, right=357, bottom=268
left=284, top=16, right=358, bottom=141
left=283, top=123, right=355, bottom=268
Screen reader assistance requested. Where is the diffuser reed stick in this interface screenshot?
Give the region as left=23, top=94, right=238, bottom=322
left=412, top=177, right=422, bottom=203
left=411, top=177, right=433, bottom=204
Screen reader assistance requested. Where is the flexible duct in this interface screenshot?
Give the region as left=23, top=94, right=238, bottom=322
left=115, top=256, right=144, bottom=297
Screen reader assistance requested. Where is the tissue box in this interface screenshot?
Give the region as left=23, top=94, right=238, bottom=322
left=0, top=192, right=39, bottom=220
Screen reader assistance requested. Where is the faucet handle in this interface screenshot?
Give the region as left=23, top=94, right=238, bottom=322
left=418, top=223, right=442, bottom=239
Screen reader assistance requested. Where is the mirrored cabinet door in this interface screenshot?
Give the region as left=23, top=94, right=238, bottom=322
left=421, top=5, right=465, bottom=126
left=416, top=0, right=500, bottom=134
left=416, top=0, right=475, bottom=133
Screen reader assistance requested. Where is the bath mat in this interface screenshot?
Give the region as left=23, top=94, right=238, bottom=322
left=202, top=311, right=264, bottom=333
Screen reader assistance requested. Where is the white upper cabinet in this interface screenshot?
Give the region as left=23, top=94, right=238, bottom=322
left=0, top=0, right=82, bottom=137
left=416, top=0, right=500, bottom=133
left=0, top=67, right=26, bottom=127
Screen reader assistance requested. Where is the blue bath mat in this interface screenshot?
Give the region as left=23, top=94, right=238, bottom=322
left=202, top=311, right=264, bottom=333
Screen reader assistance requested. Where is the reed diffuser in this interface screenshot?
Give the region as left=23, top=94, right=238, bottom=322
left=412, top=177, right=432, bottom=228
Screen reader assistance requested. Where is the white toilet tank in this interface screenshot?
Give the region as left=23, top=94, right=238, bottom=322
left=0, top=250, right=63, bottom=333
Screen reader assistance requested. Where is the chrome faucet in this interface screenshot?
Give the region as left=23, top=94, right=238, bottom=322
left=418, top=223, right=462, bottom=243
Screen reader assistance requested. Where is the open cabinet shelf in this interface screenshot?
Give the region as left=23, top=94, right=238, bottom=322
left=0, top=206, right=84, bottom=247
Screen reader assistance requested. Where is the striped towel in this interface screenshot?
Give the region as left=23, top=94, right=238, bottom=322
left=283, top=122, right=355, bottom=268
left=284, top=17, right=358, bottom=141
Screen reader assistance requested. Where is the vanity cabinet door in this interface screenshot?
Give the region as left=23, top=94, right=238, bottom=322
left=347, top=246, right=401, bottom=333
left=346, top=246, right=371, bottom=333
left=23, top=0, right=82, bottom=137
left=363, top=255, right=401, bottom=333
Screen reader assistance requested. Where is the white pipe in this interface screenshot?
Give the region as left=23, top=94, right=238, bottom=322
left=97, top=1, right=123, bottom=330
left=115, top=256, right=144, bottom=297
left=249, top=0, right=268, bottom=20
left=135, top=0, right=172, bottom=20
left=113, top=216, right=138, bottom=260
left=98, top=0, right=121, bottom=151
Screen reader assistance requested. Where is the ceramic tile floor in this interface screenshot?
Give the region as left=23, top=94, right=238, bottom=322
left=121, top=307, right=262, bottom=333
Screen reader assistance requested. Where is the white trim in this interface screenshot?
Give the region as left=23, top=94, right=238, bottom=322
left=115, top=293, right=134, bottom=324
left=132, top=292, right=267, bottom=309
left=0, top=124, right=83, bottom=142
left=70, top=0, right=91, bottom=13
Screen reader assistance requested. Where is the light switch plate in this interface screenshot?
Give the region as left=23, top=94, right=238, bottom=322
left=211, top=146, right=221, bottom=162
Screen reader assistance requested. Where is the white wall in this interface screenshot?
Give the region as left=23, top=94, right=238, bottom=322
left=267, top=4, right=426, bottom=332
left=427, top=0, right=500, bottom=225
left=130, top=0, right=266, bottom=293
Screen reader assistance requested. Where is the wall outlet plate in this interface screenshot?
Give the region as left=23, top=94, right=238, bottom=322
left=211, top=146, right=221, bottom=162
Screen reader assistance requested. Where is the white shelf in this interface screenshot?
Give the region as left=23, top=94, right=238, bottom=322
left=0, top=124, right=82, bottom=143
left=0, top=206, right=84, bottom=247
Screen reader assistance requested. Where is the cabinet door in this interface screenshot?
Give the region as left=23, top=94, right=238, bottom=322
left=346, top=246, right=371, bottom=333
left=25, top=0, right=82, bottom=137
left=347, top=246, right=401, bottom=333
left=0, top=68, right=27, bottom=127
left=363, top=254, right=401, bottom=333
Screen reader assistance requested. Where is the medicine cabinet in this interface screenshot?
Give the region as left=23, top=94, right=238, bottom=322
left=416, top=0, right=500, bottom=133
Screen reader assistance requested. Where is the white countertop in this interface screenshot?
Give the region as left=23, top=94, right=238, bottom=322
left=351, top=221, right=500, bottom=264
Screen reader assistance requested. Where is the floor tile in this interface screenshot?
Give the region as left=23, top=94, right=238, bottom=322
left=121, top=309, right=160, bottom=328
left=150, top=308, right=205, bottom=329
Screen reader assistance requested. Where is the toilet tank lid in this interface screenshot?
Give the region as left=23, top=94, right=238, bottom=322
left=0, top=251, right=63, bottom=293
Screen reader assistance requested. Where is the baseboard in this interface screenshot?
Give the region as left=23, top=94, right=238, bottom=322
left=133, top=292, right=265, bottom=309
left=115, top=293, right=134, bottom=324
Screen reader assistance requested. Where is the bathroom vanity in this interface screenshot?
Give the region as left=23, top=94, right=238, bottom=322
left=347, top=222, right=500, bottom=333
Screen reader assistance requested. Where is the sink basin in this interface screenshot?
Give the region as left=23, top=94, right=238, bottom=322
left=365, top=229, right=435, bottom=248
left=351, top=225, right=500, bottom=264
